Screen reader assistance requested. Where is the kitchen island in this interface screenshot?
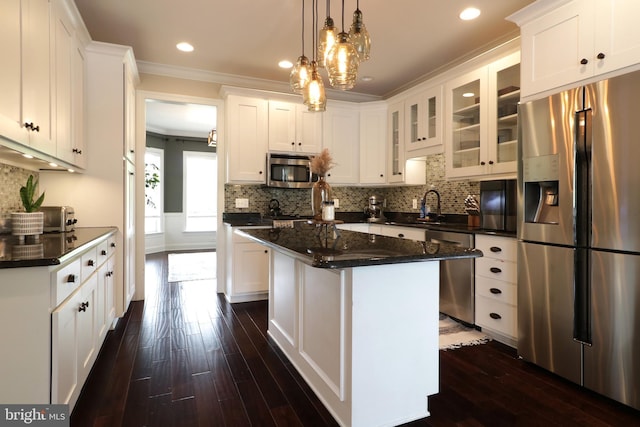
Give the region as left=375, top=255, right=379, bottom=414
left=237, top=223, right=482, bottom=427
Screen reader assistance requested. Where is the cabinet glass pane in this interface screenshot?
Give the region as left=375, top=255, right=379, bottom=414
left=428, top=96, right=436, bottom=138
left=451, top=79, right=480, bottom=169
left=392, top=111, right=400, bottom=175
left=410, top=103, right=418, bottom=142
left=496, top=63, right=520, bottom=164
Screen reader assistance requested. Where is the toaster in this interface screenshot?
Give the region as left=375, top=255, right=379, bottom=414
left=40, top=206, right=77, bottom=232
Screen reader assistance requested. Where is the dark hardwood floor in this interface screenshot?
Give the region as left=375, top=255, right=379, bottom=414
left=71, top=251, right=640, bottom=426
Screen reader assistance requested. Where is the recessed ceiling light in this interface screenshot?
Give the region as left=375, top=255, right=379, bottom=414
left=176, top=42, right=194, bottom=52
left=22, top=154, right=33, bottom=159
left=48, top=162, right=58, bottom=167
left=279, top=60, right=293, bottom=69
left=459, top=7, right=481, bottom=21
left=462, top=92, right=475, bottom=98
left=360, top=76, right=374, bottom=82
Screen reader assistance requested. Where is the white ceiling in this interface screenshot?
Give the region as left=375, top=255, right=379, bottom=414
left=73, top=0, right=534, bottom=136
left=145, top=100, right=217, bottom=139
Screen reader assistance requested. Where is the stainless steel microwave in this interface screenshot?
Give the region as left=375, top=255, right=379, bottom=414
left=266, top=153, right=319, bottom=188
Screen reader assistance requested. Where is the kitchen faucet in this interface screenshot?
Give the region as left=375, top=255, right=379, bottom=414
left=422, top=189, right=442, bottom=219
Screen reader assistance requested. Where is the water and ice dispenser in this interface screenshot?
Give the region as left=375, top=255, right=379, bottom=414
left=523, top=154, right=560, bottom=225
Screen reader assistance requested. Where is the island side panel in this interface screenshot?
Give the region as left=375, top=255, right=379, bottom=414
left=351, top=262, right=440, bottom=427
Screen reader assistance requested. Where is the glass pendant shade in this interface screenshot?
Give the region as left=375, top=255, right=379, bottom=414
left=326, top=32, right=359, bottom=91
left=290, top=55, right=311, bottom=94
left=303, top=63, right=326, bottom=112
left=349, top=9, right=371, bottom=61
left=318, top=16, right=337, bottom=68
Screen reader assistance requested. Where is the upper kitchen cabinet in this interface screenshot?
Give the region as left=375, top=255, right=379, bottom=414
left=359, top=102, right=387, bottom=185
left=445, top=51, right=520, bottom=180
left=0, top=0, right=53, bottom=153
left=226, top=95, right=268, bottom=183
left=52, top=0, right=86, bottom=168
left=268, top=100, right=322, bottom=154
left=322, top=103, right=359, bottom=184
left=388, top=101, right=427, bottom=185
left=510, top=0, right=640, bottom=100
left=404, top=85, right=443, bottom=155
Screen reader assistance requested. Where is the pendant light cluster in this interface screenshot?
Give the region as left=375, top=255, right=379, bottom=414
left=290, top=0, right=371, bottom=111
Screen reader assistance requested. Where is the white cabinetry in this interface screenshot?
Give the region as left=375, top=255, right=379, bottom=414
left=510, top=0, right=640, bottom=99
left=224, top=225, right=270, bottom=303
left=359, top=102, right=387, bottom=184
left=0, top=0, right=88, bottom=168
left=445, top=51, right=520, bottom=179
left=404, top=85, right=443, bottom=154
left=323, top=103, right=359, bottom=184
left=226, top=95, right=268, bottom=183
left=0, top=230, right=117, bottom=411
left=474, top=234, right=517, bottom=347
left=387, top=101, right=426, bottom=185
left=42, top=42, right=138, bottom=318
left=268, top=100, right=322, bottom=153
left=374, top=224, right=426, bottom=241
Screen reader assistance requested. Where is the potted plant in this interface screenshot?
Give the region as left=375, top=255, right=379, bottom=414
left=11, top=175, right=46, bottom=240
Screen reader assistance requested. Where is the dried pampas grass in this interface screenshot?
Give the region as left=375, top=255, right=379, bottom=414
left=310, top=148, right=335, bottom=176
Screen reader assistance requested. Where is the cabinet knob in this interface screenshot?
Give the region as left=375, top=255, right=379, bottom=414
left=480, top=161, right=486, bottom=166
left=264, top=250, right=268, bottom=253
left=490, top=267, right=502, bottom=274
left=87, top=259, right=95, bottom=267
left=297, top=142, right=302, bottom=146
left=259, top=171, right=263, bottom=174
left=489, top=246, right=502, bottom=253
left=24, top=122, right=40, bottom=132
left=291, top=142, right=295, bottom=146
left=398, top=233, right=405, bottom=238
left=490, top=287, right=502, bottom=294
left=101, top=250, right=107, bottom=256
left=489, top=312, right=502, bottom=320
left=72, top=148, right=83, bottom=154
left=110, top=242, right=116, bottom=248
left=380, top=174, right=384, bottom=177
left=488, top=160, right=494, bottom=165
left=66, top=274, right=76, bottom=283
left=597, top=52, right=605, bottom=60
left=130, top=149, right=135, bottom=154
left=580, top=58, right=589, bottom=65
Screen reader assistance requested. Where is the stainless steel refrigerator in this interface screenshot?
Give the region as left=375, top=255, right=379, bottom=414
left=517, top=70, right=640, bottom=411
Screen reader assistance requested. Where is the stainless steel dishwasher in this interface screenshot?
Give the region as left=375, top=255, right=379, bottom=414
left=425, top=229, right=475, bottom=325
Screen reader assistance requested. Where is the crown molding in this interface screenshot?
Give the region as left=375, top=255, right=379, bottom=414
left=136, top=61, right=382, bottom=103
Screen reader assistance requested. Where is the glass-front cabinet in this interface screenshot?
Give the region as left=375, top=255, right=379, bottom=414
left=387, top=101, right=405, bottom=183
left=404, top=85, right=443, bottom=154
left=445, top=51, right=520, bottom=179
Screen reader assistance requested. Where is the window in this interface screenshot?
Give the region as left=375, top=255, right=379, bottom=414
left=184, top=151, right=217, bottom=232
left=145, top=148, right=163, bottom=234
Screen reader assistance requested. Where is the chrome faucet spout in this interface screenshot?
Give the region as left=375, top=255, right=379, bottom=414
left=422, top=189, right=442, bottom=218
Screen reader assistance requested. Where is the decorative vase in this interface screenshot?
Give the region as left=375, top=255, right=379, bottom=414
left=311, top=175, right=332, bottom=220
left=11, top=212, right=44, bottom=241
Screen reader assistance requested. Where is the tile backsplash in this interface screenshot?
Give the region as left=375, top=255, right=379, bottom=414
left=0, top=163, right=39, bottom=232
left=225, top=153, right=480, bottom=216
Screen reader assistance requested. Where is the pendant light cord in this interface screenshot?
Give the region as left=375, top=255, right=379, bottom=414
left=341, top=0, right=345, bottom=31
left=301, top=0, right=305, bottom=56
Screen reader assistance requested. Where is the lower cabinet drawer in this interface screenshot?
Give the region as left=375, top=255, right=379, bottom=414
left=475, top=295, right=516, bottom=338
left=53, top=259, right=82, bottom=306
left=475, top=276, right=516, bottom=305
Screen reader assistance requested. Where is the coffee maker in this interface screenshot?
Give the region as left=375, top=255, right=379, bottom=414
left=364, top=195, right=386, bottom=222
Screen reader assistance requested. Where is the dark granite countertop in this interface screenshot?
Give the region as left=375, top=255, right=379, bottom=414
left=0, top=227, right=117, bottom=269
left=223, top=211, right=517, bottom=238
left=236, top=222, right=482, bottom=269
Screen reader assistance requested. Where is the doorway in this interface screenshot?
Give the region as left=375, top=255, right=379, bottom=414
left=136, top=91, right=224, bottom=297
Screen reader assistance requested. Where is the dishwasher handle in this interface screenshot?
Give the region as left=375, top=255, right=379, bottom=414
left=428, top=237, right=464, bottom=247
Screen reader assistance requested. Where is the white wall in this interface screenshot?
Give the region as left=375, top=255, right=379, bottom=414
left=145, top=212, right=216, bottom=254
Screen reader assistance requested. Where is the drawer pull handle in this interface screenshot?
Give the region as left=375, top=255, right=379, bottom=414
left=66, top=274, right=76, bottom=283
left=110, top=242, right=116, bottom=248
left=101, top=250, right=107, bottom=256
left=489, top=246, right=502, bottom=253
left=490, top=312, right=502, bottom=320
left=490, top=267, right=502, bottom=274
left=489, top=287, right=502, bottom=294
left=87, top=259, right=95, bottom=267
left=78, top=301, right=89, bottom=312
